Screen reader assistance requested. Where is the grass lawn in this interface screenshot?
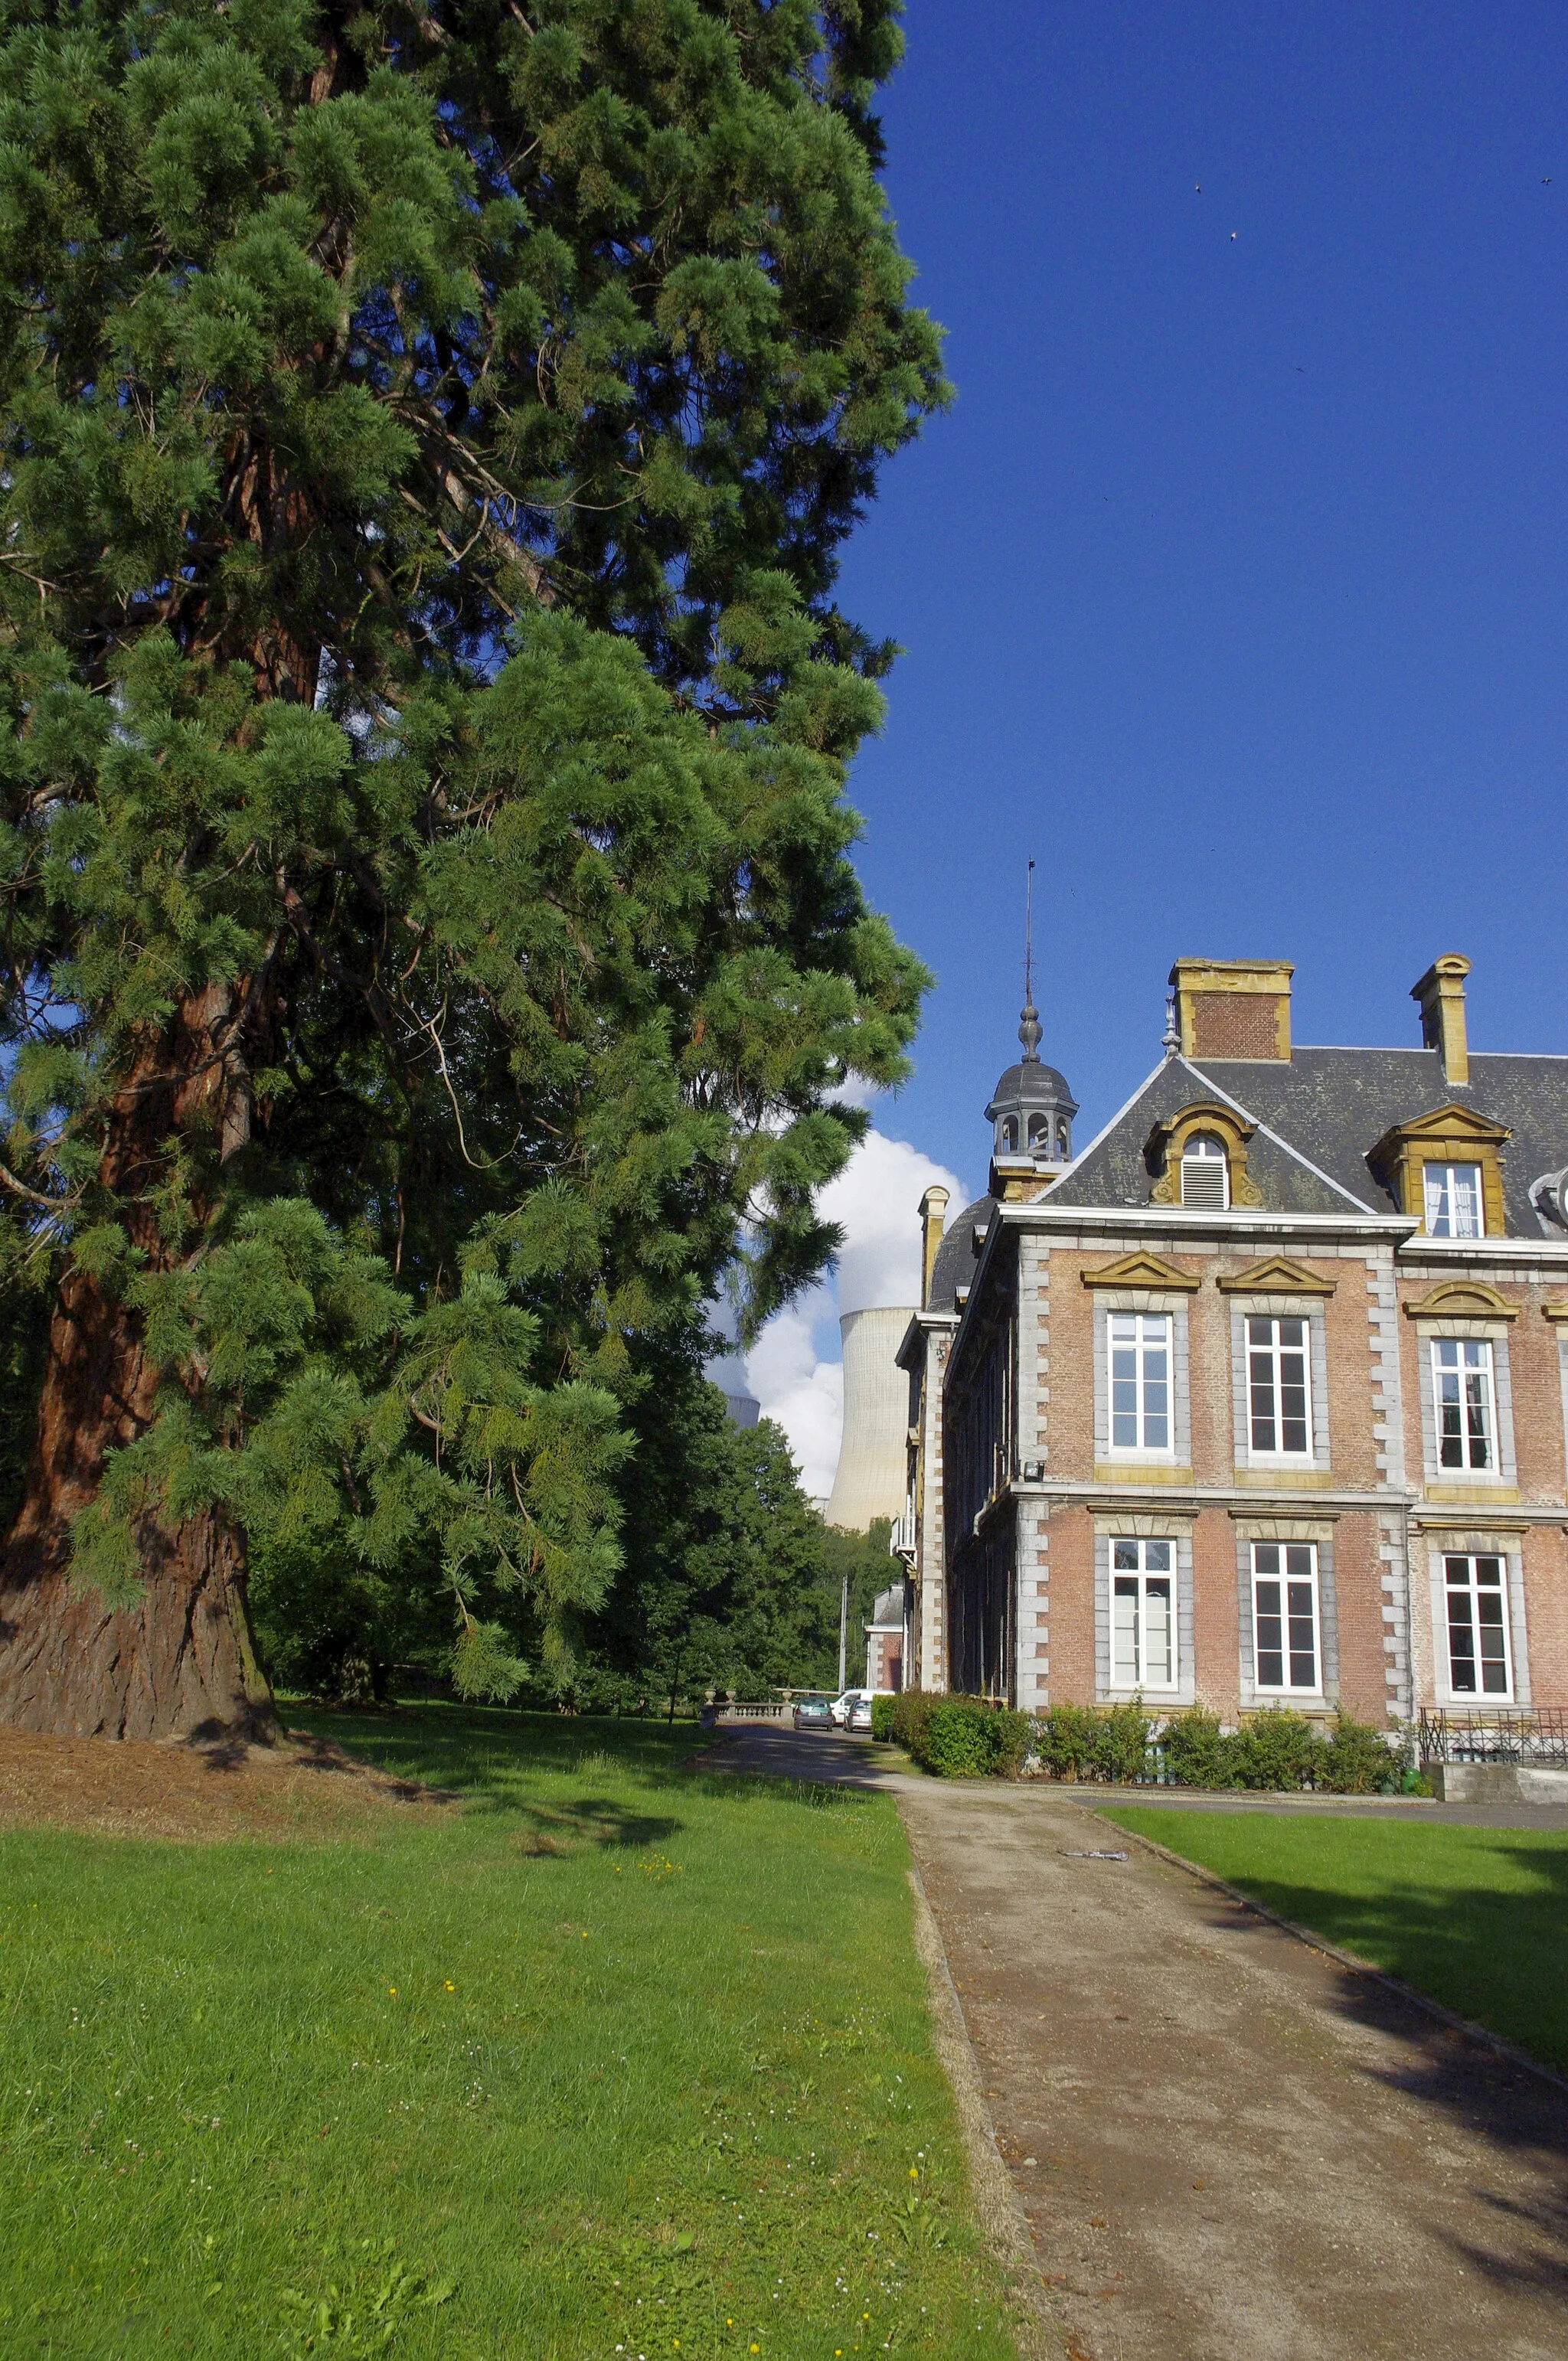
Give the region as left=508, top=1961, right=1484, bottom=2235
left=0, top=1705, right=1024, bottom=2361
left=1100, top=1806, right=1568, bottom=2074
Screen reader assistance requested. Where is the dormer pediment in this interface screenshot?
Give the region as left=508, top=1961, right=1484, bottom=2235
left=1080, top=1251, right=1201, bottom=1293
left=1375, top=1101, right=1511, bottom=1152
left=1216, top=1256, right=1337, bottom=1296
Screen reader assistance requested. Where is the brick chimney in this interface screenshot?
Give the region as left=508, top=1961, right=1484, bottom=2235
left=1411, top=953, right=1471, bottom=1085
left=1169, top=958, right=1293, bottom=1062
left=919, top=1184, right=949, bottom=1306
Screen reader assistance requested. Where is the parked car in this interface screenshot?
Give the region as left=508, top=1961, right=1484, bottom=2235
left=845, top=1696, right=874, bottom=1732
left=829, top=1687, right=892, bottom=1726
left=792, top=1693, right=835, bottom=1730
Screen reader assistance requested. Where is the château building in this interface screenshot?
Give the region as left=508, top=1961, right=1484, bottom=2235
left=896, top=955, right=1568, bottom=1727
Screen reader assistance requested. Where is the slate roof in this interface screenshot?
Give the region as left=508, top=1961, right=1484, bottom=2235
left=927, top=1193, right=995, bottom=1312
left=1041, top=1048, right=1568, bottom=1235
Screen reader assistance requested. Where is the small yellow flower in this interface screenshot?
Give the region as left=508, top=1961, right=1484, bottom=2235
left=581, top=1931, right=590, bottom=1939
left=444, top=1981, right=455, bottom=1992
left=388, top=1987, right=398, bottom=1997
left=908, top=2167, right=918, bottom=2180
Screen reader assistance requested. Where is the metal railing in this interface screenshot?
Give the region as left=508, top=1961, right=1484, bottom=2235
left=1418, top=1706, right=1568, bottom=1766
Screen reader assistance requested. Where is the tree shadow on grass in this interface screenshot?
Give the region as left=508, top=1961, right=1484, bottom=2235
left=511, top=1796, right=683, bottom=1856
left=286, top=1701, right=700, bottom=1806
left=1207, top=1840, right=1568, bottom=2303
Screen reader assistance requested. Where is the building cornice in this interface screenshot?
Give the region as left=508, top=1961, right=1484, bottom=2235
left=1011, top=1477, right=1568, bottom=1527
left=994, top=1202, right=1414, bottom=1245
left=1396, top=1235, right=1568, bottom=1270
left=896, top=1306, right=959, bottom=1371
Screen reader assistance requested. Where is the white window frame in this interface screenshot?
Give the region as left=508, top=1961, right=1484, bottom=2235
left=1180, top=1131, right=1230, bottom=1209
left=1245, top=1314, right=1315, bottom=1461
left=1250, top=1541, right=1321, bottom=1695
left=1423, top=1161, right=1485, bottom=1239
left=1107, top=1311, right=1174, bottom=1457
left=1110, top=1539, right=1178, bottom=1692
left=1442, top=1553, right=1513, bottom=1699
left=1430, top=1338, right=1498, bottom=1474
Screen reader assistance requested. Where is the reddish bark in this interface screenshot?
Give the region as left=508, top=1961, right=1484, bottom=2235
left=0, top=990, right=278, bottom=1741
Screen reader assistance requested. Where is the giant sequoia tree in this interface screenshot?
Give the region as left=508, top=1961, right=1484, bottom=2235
left=0, top=0, right=944, bottom=1737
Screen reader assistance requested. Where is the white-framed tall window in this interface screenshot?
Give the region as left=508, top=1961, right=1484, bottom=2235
left=1180, top=1131, right=1229, bottom=1208
left=1111, top=1539, right=1177, bottom=1690
left=1443, top=1553, right=1512, bottom=1696
left=1109, top=1312, right=1171, bottom=1453
left=1246, top=1316, right=1313, bottom=1457
left=1432, top=1339, right=1497, bottom=1471
left=1423, top=1162, right=1484, bottom=1238
left=1251, top=1542, right=1321, bottom=1693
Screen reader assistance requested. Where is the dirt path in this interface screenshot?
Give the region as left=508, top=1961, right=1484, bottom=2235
left=712, top=1727, right=1568, bottom=2359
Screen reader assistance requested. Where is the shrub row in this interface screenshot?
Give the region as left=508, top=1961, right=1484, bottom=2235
left=877, top=1693, right=1414, bottom=1792
left=886, top=1690, right=1031, bottom=1778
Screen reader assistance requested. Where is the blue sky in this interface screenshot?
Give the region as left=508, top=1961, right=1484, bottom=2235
left=740, top=1, right=1568, bottom=1490
left=835, top=0, right=1568, bottom=1189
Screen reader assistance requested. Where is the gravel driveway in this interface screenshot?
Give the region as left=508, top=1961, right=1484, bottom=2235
left=709, top=1723, right=1568, bottom=2360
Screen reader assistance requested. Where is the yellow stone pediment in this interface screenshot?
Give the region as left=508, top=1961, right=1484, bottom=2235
left=1216, top=1256, right=1337, bottom=1296
left=1381, top=1101, right=1511, bottom=1148
left=1403, top=1280, right=1518, bottom=1323
left=1080, top=1251, right=1201, bottom=1293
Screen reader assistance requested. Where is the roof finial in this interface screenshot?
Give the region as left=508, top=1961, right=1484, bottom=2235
left=1162, top=989, right=1179, bottom=1059
left=1018, top=857, right=1041, bottom=1061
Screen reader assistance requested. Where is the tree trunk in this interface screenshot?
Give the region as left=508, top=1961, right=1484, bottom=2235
left=0, top=994, right=278, bottom=1742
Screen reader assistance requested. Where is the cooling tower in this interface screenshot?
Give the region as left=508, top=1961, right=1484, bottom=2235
left=823, top=1305, right=916, bottom=1530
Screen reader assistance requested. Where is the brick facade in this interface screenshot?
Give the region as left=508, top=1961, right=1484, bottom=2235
left=910, top=955, right=1568, bottom=1726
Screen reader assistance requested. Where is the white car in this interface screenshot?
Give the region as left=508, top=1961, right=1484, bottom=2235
left=829, top=1687, right=893, bottom=1726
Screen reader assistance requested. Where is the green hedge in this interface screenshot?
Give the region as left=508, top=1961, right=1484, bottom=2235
left=1035, top=1702, right=1407, bottom=1793
left=887, top=1693, right=1408, bottom=1792
left=889, top=1691, right=1030, bottom=1778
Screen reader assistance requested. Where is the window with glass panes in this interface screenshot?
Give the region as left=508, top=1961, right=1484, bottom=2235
left=1431, top=1338, right=1497, bottom=1471
left=1111, top=1539, right=1176, bottom=1690
left=1246, top=1316, right=1312, bottom=1455
left=1251, top=1542, right=1320, bottom=1693
left=1109, top=1312, right=1171, bottom=1452
left=1423, top=1162, right=1484, bottom=1238
left=1443, top=1554, right=1511, bottom=1696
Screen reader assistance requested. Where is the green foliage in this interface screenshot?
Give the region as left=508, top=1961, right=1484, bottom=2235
left=1321, top=1711, right=1402, bottom=1796
left=901, top=1694, right=1030, bottom=1781
left=584, top=1351, right=841, bottom=1712
left=1032, top=1703, right=1154, bottom=1784
left=67, top=1198, right=627, bottom=1685
left=0, top=0, right=945, bottom=1694
left=889, top=1687, right=937, bottom=1760
left=1155, top=1705, right=1237, bottom=1790
left=1227, top=1706, right=1328, bottom=1793
left=870, top=1693, right=896, bottom=1741
left=1031, top=1703, right=1400, bottom=1793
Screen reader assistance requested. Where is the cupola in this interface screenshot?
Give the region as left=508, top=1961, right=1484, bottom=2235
left=985, top=993, right=1077, bottom=1200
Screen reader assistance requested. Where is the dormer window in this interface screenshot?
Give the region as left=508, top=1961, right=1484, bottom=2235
left=1180, top=1131, right=1229, bottom=1209
left=1423, top=1161, right=1484, bottom=1239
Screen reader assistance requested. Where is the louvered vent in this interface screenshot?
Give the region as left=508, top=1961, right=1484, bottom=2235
left=1180, top=1140, right=1229, bottom=1208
